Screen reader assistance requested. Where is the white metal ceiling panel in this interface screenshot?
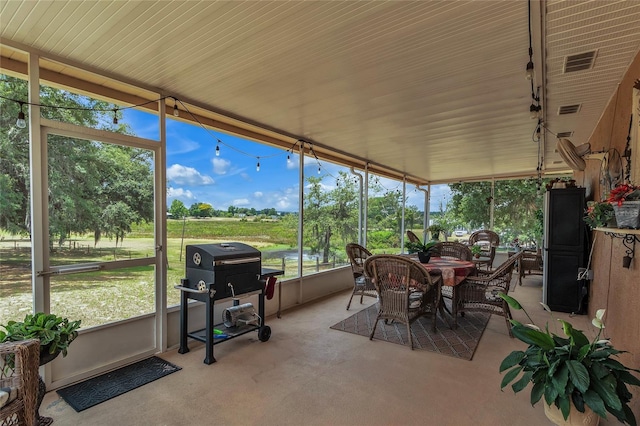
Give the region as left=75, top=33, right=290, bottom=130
left=1, top=0, right=639, bottom=183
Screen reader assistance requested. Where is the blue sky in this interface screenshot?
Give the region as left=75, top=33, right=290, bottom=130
left=124, top=109, right=451, bottom=212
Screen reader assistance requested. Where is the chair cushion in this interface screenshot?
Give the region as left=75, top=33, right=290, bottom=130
left=0, top=386, right=18, bottom=408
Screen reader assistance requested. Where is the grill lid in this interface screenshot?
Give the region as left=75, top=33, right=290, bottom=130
left=186, top=243, right=261, bottom=269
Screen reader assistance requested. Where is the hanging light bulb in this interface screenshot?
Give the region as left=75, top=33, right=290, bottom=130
left=112, top=109, right=118, bottom=124
left=256, top=158, right=260, bottom=172
left=529, top=104, right=541, bottom=120
left=317, top=165, right=321, bottom=174
left=525, top=61, right=534, bottom=80
left=215, top=144, right=220, bottom=156
left=287, top=153, right=291, bottom=164
left=173, top=99, right=179, bottom=117
left=15, top=102, right=27, bottom=129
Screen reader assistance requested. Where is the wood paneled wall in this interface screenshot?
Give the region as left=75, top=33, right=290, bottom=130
left=574, top=51, right=640, bottom=417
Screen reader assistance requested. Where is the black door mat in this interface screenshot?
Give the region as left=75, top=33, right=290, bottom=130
left=56, top=356, right=181, bottom=412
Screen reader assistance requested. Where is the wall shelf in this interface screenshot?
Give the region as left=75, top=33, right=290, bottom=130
left=593, top=228, right=640, bottom=268
left=594, top=227, right=640, bottom=236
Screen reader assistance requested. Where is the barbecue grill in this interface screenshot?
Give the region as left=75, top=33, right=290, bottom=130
left=176, top=242, right=282, bottom=364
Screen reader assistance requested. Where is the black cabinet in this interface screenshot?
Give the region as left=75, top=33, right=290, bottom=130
left=542, top=188, right=588, bottom=313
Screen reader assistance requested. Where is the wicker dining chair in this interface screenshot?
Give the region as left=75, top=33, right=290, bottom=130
left=468, top=229, right=500, bottom=270
left=364, top=254, right=442, bottom=349
left=455, top=251, right=523, bottom=337
left=432, top=242, right=473, bottom=261
left=0, top=339, right=39, bottom=426
left=345, top=243, right=378, bottom=310
left=431, top=242, right=473, bottom=308
left=518, top=249, right=543, bottom=286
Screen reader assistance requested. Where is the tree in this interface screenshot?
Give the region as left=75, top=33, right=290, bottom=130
left=303, top=172, right=359, bottom=263
left=448, top=181, right=492, bottom=230
left=447, top=179, right=549, bottom=246
left=0, top=75, right=153, bottom=244
left=169, top=200, right=188, bottom=218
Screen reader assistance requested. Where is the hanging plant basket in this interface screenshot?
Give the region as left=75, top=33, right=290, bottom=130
left=611, top=200, right=640, bottom=229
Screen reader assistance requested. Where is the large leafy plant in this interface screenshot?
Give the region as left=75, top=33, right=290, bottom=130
left=498, top=294, right=640, bottom=425
left=404, top=239, right=437, bottom=254
left=0, top=312, right=81, bottom=357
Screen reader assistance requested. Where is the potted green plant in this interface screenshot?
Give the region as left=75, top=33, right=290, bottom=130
left=1, top=313, right=81, bottom=424
left=427, top=223, right=446, bottom=241
left=470, top=244, right=483, bottom=258
left=498, top=293, right=640, bottom=425
left=583, top=201, right=616, bottom=229
left=0, top=312, right=82, bottom=365
left=404, top=239, right=437, bottom=263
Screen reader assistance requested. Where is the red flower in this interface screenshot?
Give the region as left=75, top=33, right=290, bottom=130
left=607, top=184, right=640, bottom=207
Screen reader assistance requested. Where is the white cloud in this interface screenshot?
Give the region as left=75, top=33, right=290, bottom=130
left=240, top=172, right=251, bottom=181
left=232, top=198, right=250, bottom=206
left=276, top=197, right=292, bottom=209
left=212, top=158, right=231, bottom=175
left=254, top=191, right=263, bottom=198
left=286, top=153, right=299, bottom=170
left=167, top=138, right=199, bottom=155
left=167, top=164, right=214, bottom=185
left=304, top=181, right=334, bottom=191
left=167, top=187, right=195, bottom=200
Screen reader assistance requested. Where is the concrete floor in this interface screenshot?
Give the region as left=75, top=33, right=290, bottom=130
left=41, top=273, right=610, bottom=426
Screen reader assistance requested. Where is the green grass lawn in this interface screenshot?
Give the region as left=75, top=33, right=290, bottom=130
left=0, top=218, right=351, bottom=328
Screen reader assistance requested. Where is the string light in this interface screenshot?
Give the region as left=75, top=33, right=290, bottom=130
left=173, top=98, right=179, bottom=117
left=529, top=103, right=541, bottom=120
left=525, top=0, right=534, bottom=81
left=525, top=57, right=534, bottom=80
left=1, top=95, right=332, bottom=177
left=16, top=101, right=26, bottom=129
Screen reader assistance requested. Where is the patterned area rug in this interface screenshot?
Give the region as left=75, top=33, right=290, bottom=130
left=56, top=356, right=181, bottom=412
left=330, top=304, right=490, bottom=360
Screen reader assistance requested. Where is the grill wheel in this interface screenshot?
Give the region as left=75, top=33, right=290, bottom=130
left=258, top=325, right=271, bottom=342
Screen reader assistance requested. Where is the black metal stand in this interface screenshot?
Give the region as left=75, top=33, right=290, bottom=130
left=177, top=268, right=283, bottom=365
left=601, top=229, right=640, bottom=269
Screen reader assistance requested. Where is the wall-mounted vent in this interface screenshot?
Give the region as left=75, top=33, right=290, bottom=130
left=556, top=131, right=574, bottom=138
left=563, top=51, right=597, bottom=73
left=558, top=104, right=581, bottom=115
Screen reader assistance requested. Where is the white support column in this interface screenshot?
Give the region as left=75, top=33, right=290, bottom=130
left=417, top=186, right=429, bottom=243
left=401, top=176, right=407, bottom=250
left=156, top=98, right=168, bottom=352
left=28, top=53, right=48, bottom=314
left=363, top=163, right=369, bottom=247
left=297, top=141, right=305, bottom=303
left=349, top=167, right=364, bottom=245
left=490, top=179, right=495, bottom=229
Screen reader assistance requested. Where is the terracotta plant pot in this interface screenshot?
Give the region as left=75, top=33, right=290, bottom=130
left=544, top=402, right=599, bottom=426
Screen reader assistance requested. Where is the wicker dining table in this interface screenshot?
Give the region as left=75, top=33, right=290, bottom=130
left=407, top=255, right=477, bottom=328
